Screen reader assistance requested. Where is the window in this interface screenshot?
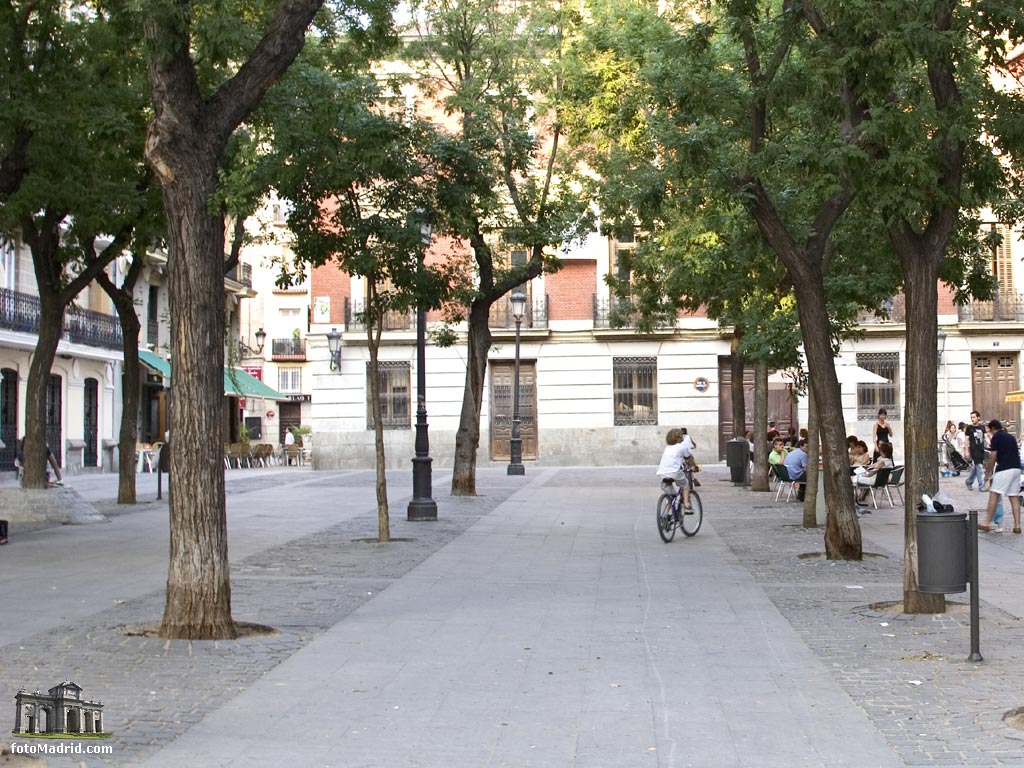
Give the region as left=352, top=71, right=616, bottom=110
left=613, top=357, right=657, bottom=425
left=856, top=353, right=900, bottom=419
left=367, top=361, right=411, bottom=430
left=147, top=287, right=159, bottom=346
left=278, top=367, right=302, bottom=394
left=0, top=237, right=15, bottom=291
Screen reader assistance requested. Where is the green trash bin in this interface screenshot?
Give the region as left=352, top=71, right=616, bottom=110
left=916, top=508, right=968, bottom=594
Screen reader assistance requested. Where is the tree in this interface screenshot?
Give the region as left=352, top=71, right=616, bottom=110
left=141, top=0, right=395, bottom=638
left=808, top=0, right=1024, bottom=610
left=0, top=1, right=151, bottom=489
left=273, top=65, right=457, bottom=540
left=564, top=0, right=896, bottom=556
left=407, top=0, right=592, bottom=496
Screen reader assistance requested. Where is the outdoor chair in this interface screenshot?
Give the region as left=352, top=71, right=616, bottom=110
left=285, top=444, right=302, bottom=466
left=858, top=466, right=894, bottom=509
left=148, top=442, right=164, bottom=473
left=771, top=463, right=804, bottom=502
left=885, top=466, right=905, bottom=506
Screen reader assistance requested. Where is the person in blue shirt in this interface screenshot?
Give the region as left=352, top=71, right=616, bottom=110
left=980, top=420, right=1021, bottom=533
left=783, top=438, right=809, bottom=501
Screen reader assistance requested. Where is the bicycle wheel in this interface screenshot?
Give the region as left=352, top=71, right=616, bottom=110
left=680, top=491, right=703, bottom=537
left=657, top=493, right=676, bottom=542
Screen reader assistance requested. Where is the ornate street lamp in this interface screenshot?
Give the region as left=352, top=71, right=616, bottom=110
left=326, top=328, right=342, bottom=372
left=238, top=327, right=267, bottom=357
left=937, top=327, right=947, bottom=365
left=507, top=291, right=527, bottom=476
left=408, top=215, right=437, bottom=521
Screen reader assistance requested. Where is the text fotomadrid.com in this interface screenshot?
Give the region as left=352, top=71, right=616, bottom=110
left=9, top=742, right=114, bottom=756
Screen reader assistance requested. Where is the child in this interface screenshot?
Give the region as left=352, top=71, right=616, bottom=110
left=657, top=428, right=693, bottom=511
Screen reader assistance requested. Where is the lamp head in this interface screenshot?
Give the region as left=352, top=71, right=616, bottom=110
left=510, top=291, right=527, bottom=321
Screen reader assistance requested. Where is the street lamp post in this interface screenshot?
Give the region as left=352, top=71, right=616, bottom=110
left=507, top=291, right=527, bottom=476
left=408, top=218, right=437, bottom=521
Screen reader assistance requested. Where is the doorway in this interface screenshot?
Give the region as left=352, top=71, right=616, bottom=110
left=46, top=374, right=62, bottom=463
left=1, top=368, right=16, bottom=471
left=717, top=357, right=796, bottom=460
left=972, top=353, right=1019, bottom=434
left=84, top=378, right=98, bottom=467
left=489, top=360, right=537, bottom=461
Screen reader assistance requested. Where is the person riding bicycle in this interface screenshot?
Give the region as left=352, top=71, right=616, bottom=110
left=657, top=428, right=693, bottom=511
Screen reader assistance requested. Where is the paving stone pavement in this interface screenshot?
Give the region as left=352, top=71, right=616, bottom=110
left=3, top=465, right=1024, bottom=766
left=0, top=469, right=519, bottom=767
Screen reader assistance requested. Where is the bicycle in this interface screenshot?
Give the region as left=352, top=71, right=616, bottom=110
left=657, top=470, right=703, bottom=541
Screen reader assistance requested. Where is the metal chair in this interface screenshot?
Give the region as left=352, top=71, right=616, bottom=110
left=885, top=465, right=905, bottom=506
left=858, top=466, right=894, bottom=509
left=771, top=463, right=803, bottom=502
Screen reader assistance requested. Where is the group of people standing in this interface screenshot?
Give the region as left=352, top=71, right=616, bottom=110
left=944, top=411, right=1022, bottom=533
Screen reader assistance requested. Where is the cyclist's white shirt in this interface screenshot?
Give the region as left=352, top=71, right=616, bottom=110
left=657, top=442, right=692, bottom=476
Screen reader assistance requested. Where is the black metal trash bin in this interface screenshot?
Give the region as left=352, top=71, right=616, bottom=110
left=726, top=439, right=748, bottom=484
left=916, top=508, right=969, bottom=594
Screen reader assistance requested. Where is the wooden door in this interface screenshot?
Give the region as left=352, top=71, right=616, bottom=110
left=46, top=374, right=62, bottom=463
left=279, top=401, right=302, bottom=444
left=83, top=378, right=98, bottom=467
left=972, top=353, right=1019, bottom=435
left=718, top=357, right=796, bottom=459
left=0, top=368, right=16, bottom=471
left=490, top=360, right=537, bottom=461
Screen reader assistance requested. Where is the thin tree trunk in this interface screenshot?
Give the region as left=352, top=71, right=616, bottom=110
left=803, top=385, right=819, bottom=528
left=730, top=335, right=745, bottom=439
left=118, top=335, right=143, bottom=504
left=751, top=361, right=769, bottom=492
left=451, top=299, right=492, bottom=496
left=367, top=304, right=390, bottom=542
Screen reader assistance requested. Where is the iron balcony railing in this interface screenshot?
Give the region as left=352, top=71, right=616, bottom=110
left=489, top=295, right=549, bottom=330
left=225, top=262, right=252, bottom=287
left=271, top=337, right=307, bottom=361
left=958, top=291, right=1024, bottom=322
left=857, top=294, right=906, bottom=324
left=0, top=288, right=122, bottom=350
left=345, top=297, right=413, bottom=332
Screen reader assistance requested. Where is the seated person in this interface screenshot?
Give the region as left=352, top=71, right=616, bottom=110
left=768, top=438, right=787, bottom=467
left=15, top=439, right=63, bottom=484
left=853, top=442, right=894, bottom=505
left=850, top=440, right=871, bottom=468
left=847, top=435, right=859, bottom=463
left=783, top=438, right=810, bottom=501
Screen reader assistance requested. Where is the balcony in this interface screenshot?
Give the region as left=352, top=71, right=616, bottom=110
left=225, top=263, right=252, bottom=287
left=489, top=295, right=549, bottom=330
left=345, top=298, right=413, bottom=332
left=958, top=291, right=1024, bottom=322
left=271, top=337, right=307, bottom=361
left=857, top=294, right=906, bottom=324
left=0, top=288, right=123, bottom=350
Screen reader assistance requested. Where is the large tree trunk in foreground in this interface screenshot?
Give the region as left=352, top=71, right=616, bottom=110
left=143, top=0, right=324, bottom=639
left=451, top=299, right=492, bottom=496
left=158, top=170, right=235, bottom=639
left=894, top=232, right=946, bottom=614
left=22, top=305, right=63, bottom=489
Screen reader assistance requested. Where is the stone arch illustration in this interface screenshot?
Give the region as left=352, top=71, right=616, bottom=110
left=13, top=681, right=105, bottom=735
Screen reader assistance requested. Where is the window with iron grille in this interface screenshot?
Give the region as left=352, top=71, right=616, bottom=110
left=613, top=357, right=657, bottom=425
left=367, top=361, right=411, bottom=430
left=856, top=353, right=900, bottom=419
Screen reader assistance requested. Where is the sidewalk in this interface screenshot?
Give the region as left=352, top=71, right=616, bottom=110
left=2, top=465, right=1022, bottom=766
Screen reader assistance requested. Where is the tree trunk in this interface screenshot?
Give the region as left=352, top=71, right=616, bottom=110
left=451, top=299, right=492, bottom=496
left=118, top=334, right=143, bottom=504
left=367, top=309, right=390, bottom=542
left=795, top=269, right=861, bottom=559
left=22, top=304, right=64, bottom=489
left=157, top=171, right=236, bottom=639
left=730, top=335, right=746, bottom=439
left=897, top=242, right=946, bottom=613
left=751, top=361, right=769, bottom=491
left=803, top=384, right=819, bottom=528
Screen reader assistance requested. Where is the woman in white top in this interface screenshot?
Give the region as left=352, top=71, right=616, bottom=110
left=853, top=442, right=894, bottom=505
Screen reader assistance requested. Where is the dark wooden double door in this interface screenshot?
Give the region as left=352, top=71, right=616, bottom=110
left=717, top=358, right=796, bottom=460
left=490, top=360, right=537, bottom=461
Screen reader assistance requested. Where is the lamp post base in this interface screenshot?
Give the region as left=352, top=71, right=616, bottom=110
left=408, top=455, right=437, bottom=520
left=506, top=463, right=526, bottom=476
